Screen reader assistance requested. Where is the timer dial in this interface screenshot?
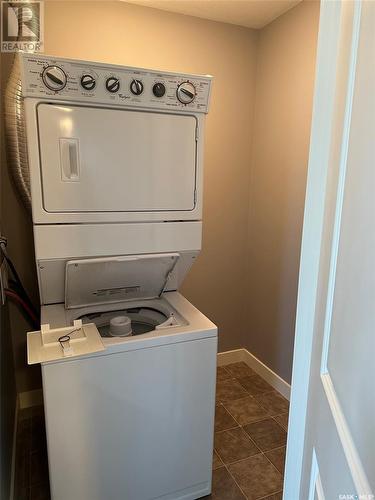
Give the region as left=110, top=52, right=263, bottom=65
left=130, top=79, right=144, bottom=96
left=177, top=81, right=196, bottom=104
left=106, top=77, right=120, bottom=93
left=42, top=66, right=67, bottom=92
left=153, top=82, right=166, bottom=98
left=81, top=74, right=96, bottom=91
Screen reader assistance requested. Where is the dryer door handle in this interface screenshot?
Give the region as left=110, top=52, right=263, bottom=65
left=59, top=138, right=80, bottom=181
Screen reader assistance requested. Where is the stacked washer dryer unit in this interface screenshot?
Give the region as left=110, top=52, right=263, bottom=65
left=20, top=54, right=217, bottom=500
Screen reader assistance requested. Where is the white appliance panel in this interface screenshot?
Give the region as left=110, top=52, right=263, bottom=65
left=65, top=253, right=179, bottom=308
left=37, top=104, right=197, bottom=213
left=20, top=54, right=212, bottom=114
left=42, top=336, right=217, bottom=500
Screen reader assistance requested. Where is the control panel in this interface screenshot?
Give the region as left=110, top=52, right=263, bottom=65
left=20, top=55, right=212, bottom=113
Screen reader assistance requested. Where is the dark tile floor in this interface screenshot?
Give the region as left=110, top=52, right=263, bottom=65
left=14, top=405, right=49, bottom=500
left=206, top=363, right=289, bottom=500
left=14, top=362, right=288, bottom=500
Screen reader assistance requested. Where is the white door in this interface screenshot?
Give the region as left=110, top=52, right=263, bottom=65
left=37, top=104, right=197, bottom=213
left=284, top=1, right=374, bottom=499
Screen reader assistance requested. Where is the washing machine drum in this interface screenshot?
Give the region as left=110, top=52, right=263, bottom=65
left=80, top=307, right=168, bottom=337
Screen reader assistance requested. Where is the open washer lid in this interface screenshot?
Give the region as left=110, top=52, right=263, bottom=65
left=65, top=253, right=179, bottom=309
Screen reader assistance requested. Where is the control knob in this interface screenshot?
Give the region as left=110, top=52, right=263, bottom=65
left=130, top=79, right=144, bottom=96
left=81, top=74, right=96, bottom=91
left=153, top=82, right=166, bottom=98
left=42, top=66, right=67, bottom=92
left=177, top=81, right=196, bottom=104
left=106, top=77, right=120, bottom=93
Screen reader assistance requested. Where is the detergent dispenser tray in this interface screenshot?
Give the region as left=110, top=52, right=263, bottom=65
left=27, top=320, right=105, bottom=365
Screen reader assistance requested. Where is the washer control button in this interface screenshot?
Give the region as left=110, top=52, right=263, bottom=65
left=177, top=81, right=196, bottom=104
left=81, top=74, right=96, bottom=91
left=152, top=82, right=166, bottom=98
left=130, top=79, right=144, bottom=96
left=106, top=77, right=120, bottom=93
left=42, top=66, right=67, bottom=91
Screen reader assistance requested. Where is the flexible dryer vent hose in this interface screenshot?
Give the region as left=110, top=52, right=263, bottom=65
left=4, top=54, right=32, bottom=211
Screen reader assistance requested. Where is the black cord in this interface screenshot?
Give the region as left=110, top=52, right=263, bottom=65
left=0, top=243, right=39, bottom=318
left=4, top=288, right=39, bottom=330
left=8, top=279, right=39, bottom=314
left=58, top=328, right=80, bottom=349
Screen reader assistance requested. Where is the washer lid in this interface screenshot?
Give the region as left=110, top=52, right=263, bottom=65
left=65, top=253, right=179, bottom=309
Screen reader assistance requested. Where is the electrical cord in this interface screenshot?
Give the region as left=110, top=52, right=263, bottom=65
left=0, top=240, right=39, bottom=319
left=4, top=288, right=39, bottom=329
left=8, top=278, right=35, bottom=307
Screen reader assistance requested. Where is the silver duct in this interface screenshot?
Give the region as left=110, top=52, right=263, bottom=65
left=4, top=54, right=32, bottom=210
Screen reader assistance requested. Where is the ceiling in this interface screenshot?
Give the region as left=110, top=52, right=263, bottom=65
left=123, top=0, right=302, bottom=30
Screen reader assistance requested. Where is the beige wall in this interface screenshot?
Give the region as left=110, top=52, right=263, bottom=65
left=2, top=1, right=259, bottom=392
left=244, top=0, right=320, bottom=383
left=1, top=0, right=319, bottom=394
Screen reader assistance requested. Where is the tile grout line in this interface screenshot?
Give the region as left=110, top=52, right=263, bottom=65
left=262, top=446, right=286, bottom=476
left=223, top=450, right=263, bottom=467
left=263, top=443, right=287, bottom=454
left=220, top=399, right=249, bottom=428
left=214, top=423, right=240, bottom=433
left=213, top=431, right=261, bottom=467
left=219, top=397, right=288, bottom=433
left=271, top=413, right=288, bottom=432
left=256, top=490, right=283, bottom=500
left=224, top=450, right=284, bottom=500
left=222, top=462, right=250, bottom=499
left=221, top=441, right=286, bottom=469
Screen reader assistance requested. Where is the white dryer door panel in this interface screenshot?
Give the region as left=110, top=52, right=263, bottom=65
left=37, top=104, right=197, bottom=213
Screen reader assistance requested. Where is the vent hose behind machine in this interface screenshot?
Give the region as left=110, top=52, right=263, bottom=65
left=4, top=54, right=32, bottom=210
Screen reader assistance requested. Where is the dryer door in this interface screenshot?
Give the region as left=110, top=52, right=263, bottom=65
left=37, top=104, right=197, bottom=213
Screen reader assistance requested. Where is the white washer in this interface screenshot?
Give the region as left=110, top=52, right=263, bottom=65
left=17, top=54, right=217, bottom=500
left=41, top=292, right=217, bottom=500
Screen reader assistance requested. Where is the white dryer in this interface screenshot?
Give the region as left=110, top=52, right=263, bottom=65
left=17, top=54, right=217, bottom=500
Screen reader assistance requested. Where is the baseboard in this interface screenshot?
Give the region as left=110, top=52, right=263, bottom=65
left=9, top=396, right=19, bottom=500
left=19, top=389, right=43, bottom=409
left=217, top=348, right=244, bottom=366
left=217, top=348, right=291, bottom=400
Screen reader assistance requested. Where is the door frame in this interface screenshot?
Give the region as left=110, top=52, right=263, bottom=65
left=283, top=1, right=363, bottom=497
